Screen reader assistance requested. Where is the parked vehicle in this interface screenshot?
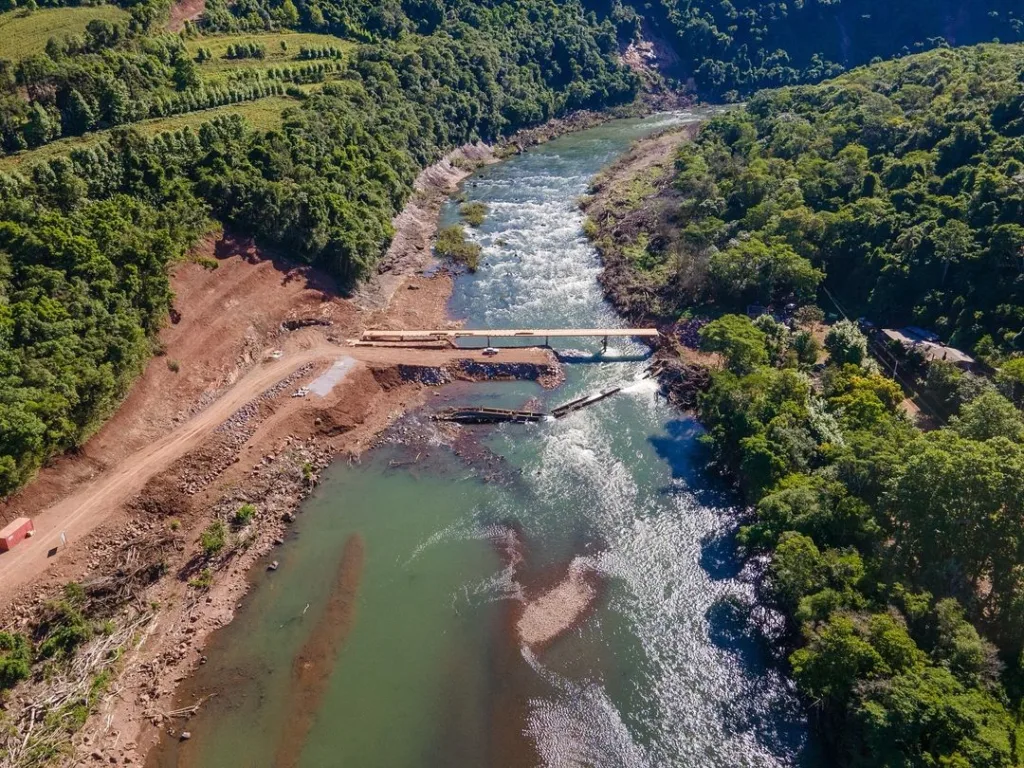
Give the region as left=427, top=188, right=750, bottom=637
left=0, top=517, right=34, bottom=552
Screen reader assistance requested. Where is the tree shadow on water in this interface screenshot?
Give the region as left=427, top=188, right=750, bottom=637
left=707, top=595, right=816, bottom=765
left=648, top=421, right=816, bottom=762
left=700, top=525, right=746, bottom=582
left=648, top=418, right=734, bottom=508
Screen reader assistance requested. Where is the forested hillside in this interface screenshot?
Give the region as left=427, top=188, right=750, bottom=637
left=593, top=0, right=1024, bottom=97
left=697, top=314, right=1024, bottom=767
left=585, top=43, right=1024, bottom=766
left=0, top=0, right=638, bottom=496
left=598, top=44, right=1024, bottom=359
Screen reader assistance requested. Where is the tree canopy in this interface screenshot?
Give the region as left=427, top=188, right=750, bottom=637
left=589, top=0, right=1024, bottom=98
left=598, top=44, right=1024, bottom=360
left=695, top=312, right=1024, bottom=765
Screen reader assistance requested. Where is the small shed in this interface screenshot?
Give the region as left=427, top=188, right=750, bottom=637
left=881, top=328, right=977, bottom=371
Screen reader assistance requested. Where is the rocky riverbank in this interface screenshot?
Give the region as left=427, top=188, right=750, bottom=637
left=581, top=123, right=701, bottom=324
left=580, top=123, right=721, bottom=407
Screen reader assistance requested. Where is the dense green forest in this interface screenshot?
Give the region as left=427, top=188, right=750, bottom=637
left=601, top=44, right=1024, bottom=360
left=588, top=0, right=1024, bottom=97
left=585, top=42, right=1024, bottom=766
left=697, top=313, right=1024, bottom=766
left=0, top=0, right=638, bottom=496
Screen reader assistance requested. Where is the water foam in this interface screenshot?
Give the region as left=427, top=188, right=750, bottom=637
left=445, top=113, right=807, bottom=766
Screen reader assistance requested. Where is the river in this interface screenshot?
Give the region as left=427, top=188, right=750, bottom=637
left=155, top=112, right=810, bottom=768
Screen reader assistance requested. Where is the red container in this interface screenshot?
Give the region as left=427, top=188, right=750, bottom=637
left=0, top=517, right=34, bottom=552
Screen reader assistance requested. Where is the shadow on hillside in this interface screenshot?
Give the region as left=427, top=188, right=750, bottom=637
left=213, top=231, right=343, bottom=298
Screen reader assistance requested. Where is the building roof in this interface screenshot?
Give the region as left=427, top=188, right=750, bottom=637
left=881, top=328, right=975, bottom=365
left=902, top=326, right=941, bottom=343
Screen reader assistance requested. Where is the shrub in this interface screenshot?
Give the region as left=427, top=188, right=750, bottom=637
left=234, top=503, right=257, bottom=526
left=435, top=225, right=481, bottom=271
left=699, top=314, right=769, bottom=374
left=793, top=306, right=824, bottom=327
left=36, top=584, right=92, bottom=660
left=792, top=330, right=822, bottom=366
left=0, top=632, right=32, bottom=691
left=459, top=201, right=487, bottom=227
left=188, top=568, right=213, bottom=589
left=825, top=320, right=869, bottom=367
left=167, top=359, right=181, bottom=373
left=200, top=520, right=227, bottom=556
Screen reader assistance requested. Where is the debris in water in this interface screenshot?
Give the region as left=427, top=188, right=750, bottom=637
left=268, top=560, right=279, bottom=571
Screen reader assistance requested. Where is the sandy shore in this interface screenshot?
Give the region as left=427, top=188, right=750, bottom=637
left=517, top=559, right=601, bottom=648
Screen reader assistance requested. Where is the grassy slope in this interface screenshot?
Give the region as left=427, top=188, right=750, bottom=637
left=0, top=95, right=299, bottom=168
left=0, top=28, right=354, bottom=168
left=0, top=5, right=129, bottom=60
left=185, top=30, right=352, bottom=69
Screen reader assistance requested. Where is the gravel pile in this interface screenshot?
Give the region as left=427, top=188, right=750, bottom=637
left=397, top=364, right=452, bottom=386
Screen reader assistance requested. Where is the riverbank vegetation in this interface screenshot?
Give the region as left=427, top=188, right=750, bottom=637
left=696, top=313, right=1024, bottom=766
left=591, top=44, right=1024, bottom=362
left=459, top=201, right=487, bottom=228
left=0, top=0, right=638, bottom=497
left=434, top=224, right=480, bottom=271
left=585, top=41, right=1024, bottom=766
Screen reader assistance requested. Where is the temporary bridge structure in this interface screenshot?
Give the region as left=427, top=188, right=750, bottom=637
left=360, top=328, right=659, bottom=350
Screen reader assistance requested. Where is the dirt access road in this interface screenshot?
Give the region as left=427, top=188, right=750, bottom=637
left=0, top=343, right=550, bottom=598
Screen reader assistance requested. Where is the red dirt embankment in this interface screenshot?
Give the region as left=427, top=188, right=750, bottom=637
left=0, top=219, right=556, bottom=765
left=0, top=235, right=345, bottom=531
left=167, top=0, right=204, bottom=32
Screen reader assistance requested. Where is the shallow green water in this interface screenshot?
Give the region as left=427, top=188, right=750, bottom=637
left=161, top=113, right=810, bottom=768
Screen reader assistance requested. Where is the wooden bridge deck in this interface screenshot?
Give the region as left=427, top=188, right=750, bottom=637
left=361, top=328, right=660, bottom=344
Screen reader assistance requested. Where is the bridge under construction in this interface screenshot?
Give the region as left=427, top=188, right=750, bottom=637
left=359, top=327, right=660, bottom=350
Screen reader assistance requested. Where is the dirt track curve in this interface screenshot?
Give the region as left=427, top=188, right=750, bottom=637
left=0, top=344, right=551, bottom=598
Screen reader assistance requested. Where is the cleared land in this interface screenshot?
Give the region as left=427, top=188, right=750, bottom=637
left=0, top=5, right=129, bottom=61
left=0, top=95, right=300, bottom=168
left=0, top=343, right=549, bottom=597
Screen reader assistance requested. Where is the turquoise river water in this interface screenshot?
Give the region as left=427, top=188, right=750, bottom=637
left=153, top=112, right=811, bottom=768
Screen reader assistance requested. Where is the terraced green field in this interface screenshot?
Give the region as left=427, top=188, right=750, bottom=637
left=0, top=24, right=349, bottom=170
left=186, top=31, right=353, bottom=71
left=0, top=5, right=129, bottom=61
left=0, top=95, right=301, bottom=169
